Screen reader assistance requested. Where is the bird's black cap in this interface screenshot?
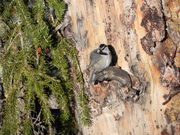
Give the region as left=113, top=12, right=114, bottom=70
left=99, top=44, right=107, bottom=49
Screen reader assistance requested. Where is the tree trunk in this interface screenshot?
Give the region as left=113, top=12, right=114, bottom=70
left=64, top=0, right=180, bottom=134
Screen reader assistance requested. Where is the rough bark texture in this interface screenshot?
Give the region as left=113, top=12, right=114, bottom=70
left=64, top=0, right=180, bottom=134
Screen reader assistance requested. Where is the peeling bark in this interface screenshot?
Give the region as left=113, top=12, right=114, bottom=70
left=64, top=0, right=180, bottom=134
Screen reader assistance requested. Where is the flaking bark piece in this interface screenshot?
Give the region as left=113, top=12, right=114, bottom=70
left=95, top=66, right=140, bottom=97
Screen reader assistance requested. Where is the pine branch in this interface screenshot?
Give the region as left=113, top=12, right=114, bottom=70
left=0, top=0, right=90, bottom=134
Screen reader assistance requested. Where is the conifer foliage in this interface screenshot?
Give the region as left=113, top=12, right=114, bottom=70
left=0, top=0, right=89, bottom=134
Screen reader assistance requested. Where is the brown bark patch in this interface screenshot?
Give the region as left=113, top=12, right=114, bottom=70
left=174, top=46, right=180, bottom=67
left=161, top=129, right=170, bottom=135
left=164, top=93, right=180, bottom=122
left=152, top=39, right=179, bottom=87
left=140, top=3, right=165, bottom=55
left=89, top=83, right=109, bottom=104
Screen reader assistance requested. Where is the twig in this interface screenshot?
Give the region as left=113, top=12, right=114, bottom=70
left=33, top=109, right=42, bottom=124
left=19, top=31, right=24, bottom=49
left=6, top=32, right=20, bottom=51
left=36, top=50, right=39, bottom=65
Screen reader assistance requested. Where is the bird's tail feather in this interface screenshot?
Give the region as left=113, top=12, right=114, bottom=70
left=89, top=70, right=95, bottom=84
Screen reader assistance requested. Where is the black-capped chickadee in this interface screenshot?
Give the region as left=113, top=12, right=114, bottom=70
left=88, top=44, right=112, bottom=83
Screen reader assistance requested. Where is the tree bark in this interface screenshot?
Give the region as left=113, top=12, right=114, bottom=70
left=64, top=0, right=180, bottom=134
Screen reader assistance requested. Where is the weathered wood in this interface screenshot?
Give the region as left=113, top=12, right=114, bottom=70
left=65, top=0, right=180, bottom=134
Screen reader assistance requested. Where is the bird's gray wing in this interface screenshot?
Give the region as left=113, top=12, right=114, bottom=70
left=89, top=70, right=95, bottom=83
left=88, top=49, right=101, bottom=69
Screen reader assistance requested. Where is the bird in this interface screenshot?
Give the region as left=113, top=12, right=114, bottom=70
left=88, top=44, right=112, bottom=84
